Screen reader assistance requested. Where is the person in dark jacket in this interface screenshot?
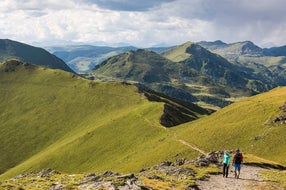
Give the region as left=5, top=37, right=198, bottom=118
left=232, top=149, right=243, bottom=179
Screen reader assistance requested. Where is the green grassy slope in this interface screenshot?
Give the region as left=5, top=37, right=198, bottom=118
left=93, top=49, right=178, bottom=83
left=0, top=60, right=199, bottom=179
left=160, top=41, right=193, bottom=62
left=174, top=86, right=286, bottom=165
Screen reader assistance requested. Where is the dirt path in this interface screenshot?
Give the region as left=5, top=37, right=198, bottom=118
left=196, top=165, right=284, bottom=190
left=173, top=133, right=207, bottom=155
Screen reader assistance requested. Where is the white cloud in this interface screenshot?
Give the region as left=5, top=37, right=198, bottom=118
left=0, top=0, right=286, bottom=47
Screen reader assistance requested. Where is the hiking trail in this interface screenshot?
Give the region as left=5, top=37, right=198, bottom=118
left=173, top=132, right=207, bottom=155
left=172, top=133, right=284, bottom=190
left=196, top=165, right=284, bottom=190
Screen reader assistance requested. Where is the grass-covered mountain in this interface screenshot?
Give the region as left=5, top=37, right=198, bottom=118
left=0, top=59, right=210, bottom=179
left=46, top=45, right=170, bottom=73
left=161, top=42, right=259, bottom=90
left=0, top=39, right=74, bottom=73
left=92, top=42, right=273, bottom=109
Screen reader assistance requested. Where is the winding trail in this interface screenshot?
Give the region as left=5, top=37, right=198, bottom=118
left=172, top=133, right=285, bottom=190
left=176, top=138, right=207, bottom=155
left=196, top=165, right=285, bottom=190
left=173, top=132, right=207, bottom=155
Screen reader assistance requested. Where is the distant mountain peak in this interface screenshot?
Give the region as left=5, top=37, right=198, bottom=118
left=162, top=41, right=214, bottom=62
left=198, top=40, right=227, bottom=47
left=181, top=41, right=193, bottom=46
left=213, top=40, right=227, bottom=45
left=236, top=41, right=263, bottom=56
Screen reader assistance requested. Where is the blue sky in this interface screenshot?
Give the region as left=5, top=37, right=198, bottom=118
left=1, top=0, right=285, bottom=47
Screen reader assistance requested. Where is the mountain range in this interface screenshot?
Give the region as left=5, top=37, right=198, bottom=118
left=198, top=40, right=286, bottom=59
left=2, top=38, right=286, bottom=109
left=46, top=45, right=170, bottom=73
left=0, top=39, right=286, bottom=187
left=46, top=40, right=286, bottom=74
left=199, top=40, right=286, bottom=87
left=91, top=41, right=285, bottom=109
left=45, top=40, right=286, bottom=109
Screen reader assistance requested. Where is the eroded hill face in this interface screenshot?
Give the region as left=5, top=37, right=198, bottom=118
left=0, top=60, right=205, bottom=179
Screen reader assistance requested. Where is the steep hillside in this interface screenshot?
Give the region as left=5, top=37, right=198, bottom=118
left=174, top=86, right=286, bottom=165
left=0, top=39, right=73, bottom=73
left=92, top=48, right=234, bottom=108
left=0, top=59, right=207, bottom=179
left=162, top=42, right=251, bottom=89
left=161, top=42, right=274, bottom=103
left=93, top=49, right=174, bottom=83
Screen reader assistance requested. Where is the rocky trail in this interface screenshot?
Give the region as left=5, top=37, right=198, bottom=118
left=196, top=165, right=285, bottom=190
left=173, top=134, right=285, bottom=190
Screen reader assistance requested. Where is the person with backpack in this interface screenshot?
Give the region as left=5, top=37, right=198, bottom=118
left=222, top=150, right=231, bottom=177
left=232, top=149, right=243, bottom=179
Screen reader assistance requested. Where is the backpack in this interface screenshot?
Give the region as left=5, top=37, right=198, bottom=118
left=234, top=153, right=242, bottom=164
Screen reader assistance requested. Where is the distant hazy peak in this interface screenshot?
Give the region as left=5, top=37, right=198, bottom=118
left=198, top=40, right=227, bottom=46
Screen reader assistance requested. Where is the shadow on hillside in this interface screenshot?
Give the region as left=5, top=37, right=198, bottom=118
left=244, top=163, right=286, bottom=170
left=135, top=83, right=213, bottom=127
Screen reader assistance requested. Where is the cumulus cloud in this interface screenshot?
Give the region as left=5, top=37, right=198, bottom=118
left=0, top=0, right=285, bottom=47
left=163, top=0, right=286, bottom=46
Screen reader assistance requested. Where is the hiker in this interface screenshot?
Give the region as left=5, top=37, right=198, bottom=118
left=222, top=150, right=231, bottom=177
left=232, top=149, right=243, bottom=179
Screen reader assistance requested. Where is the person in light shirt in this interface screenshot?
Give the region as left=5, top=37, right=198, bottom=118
left=222, top=150, right=231, bottom=178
